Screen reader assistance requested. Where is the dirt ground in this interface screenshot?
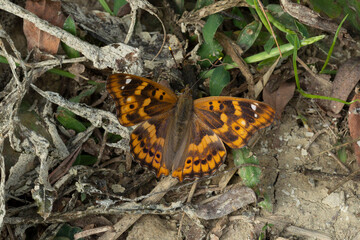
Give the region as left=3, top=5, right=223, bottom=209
left=0, top=1, right=360, bottom=240
left=258, top=99, right=360, bottom=240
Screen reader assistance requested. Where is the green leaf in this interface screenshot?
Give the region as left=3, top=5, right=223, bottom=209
left=257, top=50, right=293, bottom=68
left=232, top=7, right=246, bottom=29
left=55, top=224, right=83, bottom=240
left=244, top=35, right=325, bottom=63
left=286, top=33, right=300, bottom=47
left=320, top=14, right=348, bottom=73
left=62, top=16, right=80, bottom=58
left=233, top=147, right=261, bottom=188
left=264, top=36, right=275, bottom=54
left=56, top=108, right=87, bottom=132
left=337, top=146, right=347, bottom=163
left=197, top=41, right=223, bottom=67
left=107, top=133, right=123, bottom=143
left=310, top=0, right=341, bottom=18
left=73, top=154, right=98, bottom=166
left=295, top=21, right=309, bottom=38
left=195, top=0, right=213, bottom=10
left=114, top=0, right=128, bottom=15
left=56, top=86, right=98, bottom=132
left=236, top=21, right=262, bottom=53
left=203, top=14, right=223, bottom=43
left=258, top=223, right=273, bottom=240
left=209, top=66, right=230, bottom=96
left=258, top=194, right=273, bottom=212
left=63, top=16, right=77, bottom=35
left=98, top=0, right=113, bottom=15
left=267, top=4, right=299, bottom=33
left=70, top=86, right=97, bottom=103
left=245, top=0, right=254, bottom=5
left=200, top=35, right=325, bottom=77
left=198, top=13, right=224, bottom=62
left=80, top=193, right=87, bottom=202
left=340, top=0, right=360, bottom=32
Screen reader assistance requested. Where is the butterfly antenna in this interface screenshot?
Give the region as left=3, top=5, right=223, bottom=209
left=189, top=57, right=223, bottom=90
left=169, top=47, right=179, bottom=69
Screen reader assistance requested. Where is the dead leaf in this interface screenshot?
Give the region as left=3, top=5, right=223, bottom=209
left=254, top=57, right=280, bottom=98
left=263, top=81, right=295, bottom=120
left=215, top=32, right=254, bottom=98
left=348, top=93, right=360, bottom=165
left=23, top=0, right=66, bottom=54
left=193, top=185, right=256, bottom=220
left=280, top=0, right=348, bottom=37
left=328, top=57, right=360, bottom=114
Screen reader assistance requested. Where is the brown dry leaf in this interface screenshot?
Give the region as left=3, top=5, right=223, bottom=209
left=263, top=81, right=295, bottom=120
left=348, top=93, right=360, bottom=165
left=215, top=32, right=254, bottom=98
left=193, top=185, right=256, bottom=220
left=280, top=0, right=348, bottom=37
left=23, top=0, right=66, bottom=54
left=254, top=57, right=280, bottom=98
left=328, top=57, right=360, bottom=114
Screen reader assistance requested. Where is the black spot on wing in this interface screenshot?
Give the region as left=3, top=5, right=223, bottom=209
left=222, top=101, right=235, bottom=113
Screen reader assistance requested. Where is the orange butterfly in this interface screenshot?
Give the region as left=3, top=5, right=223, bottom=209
left=107, top=74, right=275, bottom=182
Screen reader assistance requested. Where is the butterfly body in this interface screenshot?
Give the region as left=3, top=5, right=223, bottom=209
left=170, top=88, right=193, bottom=154
left=107, top=73, right=275, bottom=182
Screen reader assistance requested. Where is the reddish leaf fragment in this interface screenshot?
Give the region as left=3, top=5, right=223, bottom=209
left=328, top=57, right=360, bottom=114
left=263, top=81, right=295, bottom=120
left=348, top=93, right=360, bottom=165
left=23, top=0, right=66, bottom=54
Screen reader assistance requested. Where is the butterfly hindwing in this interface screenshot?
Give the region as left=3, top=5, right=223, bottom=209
left=130, top=111, right=174, bottom=178
left=194, top=97, right=275, bottom=149
left=172, top=116, right=226, bottom=182
left=107, top=74, right=177, bottom=126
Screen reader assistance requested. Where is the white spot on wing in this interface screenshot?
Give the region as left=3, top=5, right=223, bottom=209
left=251, top=104, right=257, bottom=111
left=239, top=119, right=246, bottom=126
left=125, top=78, right=132, bottom=84
left=126, top=97, right=134, bottom=103
left=254, top=113, right=258, bottom=118
left=121, top=86, right=125, bottom=90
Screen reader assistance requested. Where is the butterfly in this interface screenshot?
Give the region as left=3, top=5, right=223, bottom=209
left=106, top=73, right=275, bottom=182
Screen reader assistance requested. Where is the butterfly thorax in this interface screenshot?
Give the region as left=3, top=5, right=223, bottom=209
left=172, top=89, right=194, bottom=151
left=162, top=88, right=194, bottom=170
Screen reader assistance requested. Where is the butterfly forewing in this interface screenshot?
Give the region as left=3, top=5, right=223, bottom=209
left=107, top=74, right=178, bottom=126
left=193, top=97, right=275, bottom=149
